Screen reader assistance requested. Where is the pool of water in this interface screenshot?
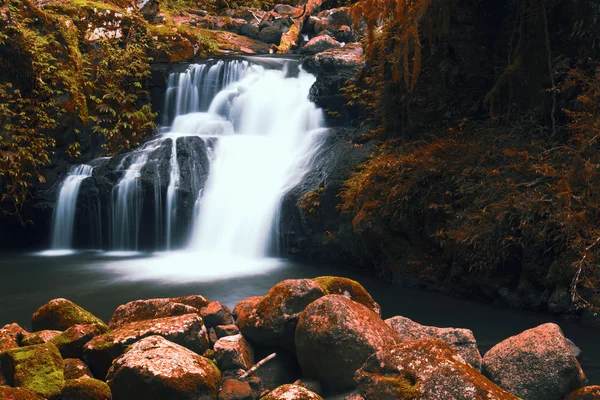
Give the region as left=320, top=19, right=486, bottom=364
left=1, top=251, right=599, bottom=384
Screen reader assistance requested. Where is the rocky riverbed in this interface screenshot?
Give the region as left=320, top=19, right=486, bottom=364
left=0, top=276, right=597, bottom=399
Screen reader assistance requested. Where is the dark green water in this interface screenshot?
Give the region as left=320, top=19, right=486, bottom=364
left=1, top=251, right=599, bottom=384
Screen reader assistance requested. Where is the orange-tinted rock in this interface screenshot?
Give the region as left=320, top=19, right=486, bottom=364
left=261, top=384, right=323, bottom=400
left=0, top=330, right=18, bottom=352
left=218, top=378, right=253, bottom=400
left=214, top=334, right=254, bottom=371
left=295, top=295, right=401, bottom=391
left=84, top=313, right=209, bottom=378
left=109, top=298, right=203, bottom=329
left=201, top=301, right=233, bottom=328
left=61, top=378, right=112, bottom=400
left=51, top=324, right=105, bottom=359
left=237, top=279, right=325, bottom=348
left=355, top=338, right=518, bottom=400
left=301, top=35, right=341, bottom=54
left=21, top=330, right=62, bottom=346
left=31, top=298, right=107, bottom=332
left=1, top=323, right=28, bottom=341
left=386, top=315, right=482, bottom=370
left=106, top=335, right=220, bottom=400
left=311, top=276, right=381, bottom=316
left=232, top=296, right=262, bottom=320
left=253, top=351, right=300, bottom=391
left=63, top=358, right=93, bottom=380
left=0, top=386, right=44, bottom=400
left=173, top=295, right=211, bottom=310
left=567, top=386, right=600, bottom=399
left=482, top=323, right=586, bottom=400
left=215, top=324, right=240, bottom=338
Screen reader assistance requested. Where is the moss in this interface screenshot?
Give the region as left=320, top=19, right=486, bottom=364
left=32, top=299, right=108, bottom=332
left=61, top=378, right=111, bottom=400
left=312, top=276, right=380, bottom=315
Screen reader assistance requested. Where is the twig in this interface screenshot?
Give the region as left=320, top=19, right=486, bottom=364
left=240, top=353, right=276, bottom=379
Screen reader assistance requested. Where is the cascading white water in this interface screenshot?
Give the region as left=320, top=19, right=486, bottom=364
left=49, top=165, right=93, bottom=251
left=165, top=136, right=180, bottom=250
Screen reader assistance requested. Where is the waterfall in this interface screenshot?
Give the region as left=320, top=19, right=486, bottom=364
left=49, top=164, right=93, bottom=251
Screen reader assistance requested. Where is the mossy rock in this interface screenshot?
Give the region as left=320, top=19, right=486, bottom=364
left=312, top=276, right=381, bottom=316
left=21, top=330, right=62, bottom=346
left=31, top=298, right=108, bottom=332
left=0, top=343, right=65, bottom=399
left=61, top=378, right=112, bottom=400
left=0, top=385, right=44, bottom=400
left=50, top=324, right=106, bottom=359
left=63, top=358, right=93, bottom=380
left=261, top=384, right=323, bottom=400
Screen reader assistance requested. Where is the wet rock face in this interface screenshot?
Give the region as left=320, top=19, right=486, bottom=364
left=385, top=315, right=482, bottom=370
left=31, top=298, right=108, bottom=332
left=295, top=295, right=401, bottom=392
left=106, top=335, right=220, bottom=400
left=482, top=323, right=586, bottom=400
left=355, top=338, right=518, bottom=400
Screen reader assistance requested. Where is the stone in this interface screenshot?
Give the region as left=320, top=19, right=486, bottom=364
left=61, top=378, right=112, bottom=400
left=218, top=378, right=253, bottom=400
left=0, top=330, right=19, bottom=352
left=273, top=4, right=299, bottom=17
left=63, top=358, right=93, bottom=380
left=355, top=338, right=518, bottom=400
left=209, top=327, right=219, bottom=347
left=31, top=298, right=107, bottom=332
left=232, top=296, right=262, bottom=320
left=261, top=384, right=323, bottom=400
left=237, top=279, right=325, bottom=348
left=109, top=296, right=208, bottom=329
left=301, top=35, right=341, bottom=54
left=84, top=313, right=209, bottom=378
left=201, top=301, right=234, bottom=328
left=50, top=324, right=105, bottom=359
left=0, top=386, right=44, bottom=399
left=21, top=330, right=62, bottom=346
left=0, top=343, right=65, bottom=399
left=214, top=334, right=255, bottom=371
left=106, top=336, right=220, bottom=400
left=1, top=323, right=28, bottom=341
left=254, top=351, right=300, bottom=391
left=293, top=379, right=322, bottom=395
left=482, top=323, right=586, bottom=400
left=136, top=0, right=159, bottom=21
left=215, top=324, right=240, bottom=338
left=567, top=386, right=600, bottom=399
left=311, top=276, right=381, bottom=315
left=385, top=315, right=482, bottom=370
left=259, top=25, right=285, bottom=45
left=295, top=295, right=401, bottom=391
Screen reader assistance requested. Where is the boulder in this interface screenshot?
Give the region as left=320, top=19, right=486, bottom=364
left=0, top=386, right=44, bottom=399
left=0, top=343, right=65, bottom=399
left=295, top=295, right=401, bottom=391
left=1, top=323, right=28, bottom=341
left=201, top=301, right=234, bottom=328
left=261, top=384, right=323, bottom=400
left=482, top=323, right=586, bottom=400
left=218, top=378, right=254, bottom=400
left=254, top=351, right=300, bottom=391
left=21, top=330, right=62, bottom=346
left=136, top=0, right=159, bottom=21
left=63, top=358, right=93, bottom=380
left=355, top=338, right=518, bottom=400
left=259, top=25, right=286, bottom=45
left=567, top=386, right=600, bottom=399
left=301, top=35, right=341, bottom=54
left=214, top=334, right=255, bottom=371
left=109, top=296, right=208, bottom=329
left=61, top=378, right=112, bottom=400
left=232, top=296, right=262, bottom=320
left=215, top=324, right=240, bottom=338
left=237, top=279, right=325, bottom=348
left=385, top=315, right=482, bottom=370
left=106, top=336, right=220, bottom=400
left=50, top=324, right=105, bottom=359
left=274, top=4, right=300, bottom=17
left=31, top=298, right=107, bottom=332
left=311, top=277, right=381, bottom=315
left=84, top=313, right=209, bottom=378
left=0, top=330, right=18, bottom=352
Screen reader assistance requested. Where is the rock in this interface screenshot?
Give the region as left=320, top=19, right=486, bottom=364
left=109, top=296, right=208, bottom=329
left=261, top=384, right=323, bottom=400
left=293, top=379, right=322, bottom=395
left=232, top=296, right=262, bottom=320
left=209, top=327, right=219, bottom=347
left=31, top=298, right=107, bottom=332
left=301, top=35, right=341, bottom=54
left=215, top=324, right=240, bottom=338
left=548, top=287, right=571, bottom=314
left=313, top=7, right=355, bottom=42
left=295, top=295, right=401, bottom=391
left=50, top=324, right=105, bottom=359
left=274, top=4, right=299, bottom=17
left=1, top=323, right=28, bottom=341
left=385, top=315, right=482, bottom=370
left=214, top=334, right=254, bottom=371
left=201, top=301, right=234, bottom=328
left=254, top=351, right=300, bottom=391
left=0, top=330, right=18, bottom=352
left=63, top=358, right=93, bottom=380
left=0, top=386, right=44, bottom=399
left=106, top=336, right=220, bottom=400
left=84, top=313, right=209, bottom=378
left=218, top=378, right=253, bottom=400
left=355, top=338, right=518, bottom=400
left=0, top=343, right=65, bottom=399
left=259, top=25, right=286, bottom=45
left=136, top=0, right=159, bottom=21
left=311, top=277, right=380, bottom=315
left=567, top=386, right=600, bottom=399
left=482, top=323, right=586, bottom=400
left=61, top=378, right=112, bottom=400
left=21, top=330, right=62, bottom=346
left=237, top=279, right=325, bottom=349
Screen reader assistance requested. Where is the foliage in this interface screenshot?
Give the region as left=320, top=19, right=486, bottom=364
left=298, top=187, right=324, bottom=223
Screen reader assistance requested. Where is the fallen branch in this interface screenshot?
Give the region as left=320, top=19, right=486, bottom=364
left=240, top=353, right=277, bottom=379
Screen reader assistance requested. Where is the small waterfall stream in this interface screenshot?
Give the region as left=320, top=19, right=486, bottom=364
left=47, top=57, right=326, bottom=262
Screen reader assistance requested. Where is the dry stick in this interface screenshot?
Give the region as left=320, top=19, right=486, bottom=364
left=240, top=353, right=277, bottom=379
